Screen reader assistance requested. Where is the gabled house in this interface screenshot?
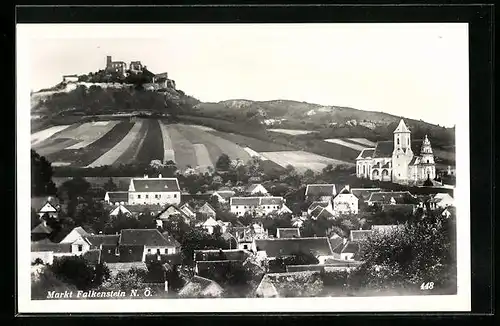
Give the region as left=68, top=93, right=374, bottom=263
left=366, top=191, right=420, bottom=206
left=310, top=206, right=335, bottom=220
left=429, top=193, right=454, bottom=210
left=197, top=202, right=217, bottom=218
left=156, top=204, right=191, bottom=226
left=31, top=221, right=53, bottom=242
left=230, top=196, right=290, bottom=217
left=179, top=202, right=197, bottom=218
left=31, top=239, right=72, bottom=265
left=276, top=228, right=301, bottom=239
left=201, top=216, right=219, bottom=235
left=305, top=184, right=337, bottom=202
left=253, top=237, right=335, bottom=263
left=109, top=204, right=132, bottom=217
left=244, top=184, right=269, bottom=196
left=332, top=185, right=359, bottom=216
left=211, top=189, right=235, bottom=204
left=350, top=188, right=382, bottom=202
left=307, top=201, right=334, bottom=215
left=178, top=276, right=224, bottom=298
left=59, top=226, right=90, bottom=244
left=128, top=175, right=181, bottom=206
left=104, top=191, right=129, bottom=205
left=31, top=196, right=60, bottom=220
left=118, top=229, right=180, bottom=263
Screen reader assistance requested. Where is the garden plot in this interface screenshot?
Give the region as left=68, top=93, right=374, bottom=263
left=259, top=151, right=353, bottom=173
left=86, top=120, right=145, bottom=168
left=268, top=129, right=317, bottom=136
left=158, top=120, right=175, bottom=163
left=36, top=138, right=81, bottom=157
left=193, top=144, right=214, bottom=173
left=346, top=138, right=376, bottom=147
left=324, top=138, right=367, bottom=151
left=65, top=121, right=120, bottom=149
left=31, top=125, right=72, bottom=145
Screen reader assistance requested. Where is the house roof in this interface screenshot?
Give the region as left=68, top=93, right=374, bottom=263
left=118, top=229, right=177, bottom=247
left=341, top=241, right=360, bottom=255
left=305, top=184, right=336, bottom=197
left=308, top=201, right=329, bottom=211
left=350, top=188, right=381, bottom=201
left=309, top=205, right=324, bottom=217
left=255, top=271, right=323, bottom=298
left=381, top=204, right=415, bottom=214
left=230, top=197, right=260, bottom=206
left=260, top=197, right=284, bottom=206
left=31, top=196, right=60, bottom=212
left=178, top=276, right=223, bottom=298
left=157, top=204, right=190, bottom=220
left=255, top=237, right=334, bottom=257
left=367, top=191, right=419, bottom=204
left=31, top=222, right=53, bottom=235
left=350, top=230, right=373, bottom=242
left=31, top=242, right=72, bottom=253
left=121, top=204, right=166, bottom=214
left=213, top=191, right=234, bottom=199
left=276, top=228, right=301, bottom=239
left=199, top=202, right=216, bottom=213
left=245, top=184, right=265, bottom=193
left=202, top=216, right=219, bottom=227
left=315, top=207, right=335, bottom=220
left=131, top=177, right=180, bottom=192
left=73, top=227, right=90, bottom=238
left=110, top=205, right=132, bottom=216
left=106, top=191, right=129, bottom=203
left=194, top=249, right=249, bottom=262
left=372, top=140, right=424, bottom=158
left=329, top=237, right=345, bottom=254
left=86, top=234, right=120, bottom=247
left=357, top=148, right=376, bottom=159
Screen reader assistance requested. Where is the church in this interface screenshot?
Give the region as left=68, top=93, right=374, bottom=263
left=355, top=119, right=436, bottom=185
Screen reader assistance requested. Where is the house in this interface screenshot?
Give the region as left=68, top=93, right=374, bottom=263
left=86, top=234, right=120, bottom=263
left=31, top=196, right=60, bottom=220
left=31, top=239, right=72, bottom=264
left=127, top=175, right=181, bottom=206
left=309, top=206, right=335, bottom=220
left=307, top=201, right=334, bottom=215
left=291, top=216, right=307, bottom=228
left=253, top=237, right=335, bottom=263
left=118, top=229, right=180, bottom=263
left=178, top=276, right=224, bottom=298
left=244, top=184, right=269, bottom=196
left=109, top=204, right=132, bottom=217
left=104, top=191, right=129, bottom=205
left=350, top=230, right=373, bottom=242
left=129, top=60, right=143, bottom=73
left=276, top=228, right=301, bottom=239
left=105, top=55, right=127, bottom=76
left=356, top=120, right=436, bottom=185
left=254, top=271, right=323, bottom=298
left=156, top=204, right=191, bottom=226
left=230, top=196, right=290, bottom=217
left=305, top=184, right=337, bottom=202
left=31, top=221, right=53, bottom=242
left=211, top=189, right=235, bottom=204
left=179, top=203, right=197, bottom=218
left=332, top=185, right=359, bottom=216
left=197, top=202, right=217, bottom=218
left=59, top=226, right=90, bottom=244
left=366, top=191, right=420, bottom=206
left=429, top=193, right=454, bottom=210
left=217, top=220, right=231, bottom=234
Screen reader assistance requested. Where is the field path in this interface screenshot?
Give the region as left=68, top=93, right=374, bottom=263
left=158, top=120, right=175, bottom=164
left=193, top=144, right=214, bottom=174
left=324, top=138, right=367, bottom=151
left=86, top=120, right=145, bottom=168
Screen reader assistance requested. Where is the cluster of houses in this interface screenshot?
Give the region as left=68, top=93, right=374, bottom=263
left=30, top=173, right=456, bottom=298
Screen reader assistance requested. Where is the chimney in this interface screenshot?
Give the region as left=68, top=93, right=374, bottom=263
left=158, top=174, right=162, bottom=178
left=164, top=280, right=169, bottom=293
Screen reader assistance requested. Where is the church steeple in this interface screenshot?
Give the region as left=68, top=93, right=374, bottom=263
left=393, top=119, right=412, bottom=154
left=420, top=135, right=433, bottom=155
left=394, top=119, right=410, bottom=133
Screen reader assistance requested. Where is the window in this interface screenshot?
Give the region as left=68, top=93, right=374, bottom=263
left=115, top=247, right=119, bottom=255
left=164, top=248, right=168, bottom=254
left=78, top=245, right=83, bottom=252
left=146, top=195, right=149, bottom=199
left=397, top=138, right=400, bottom=145
left=157, top=249, right=161, bottom=255
left=147, top=248, right=151, bottom=253
left=108, top=250, right=111, bottom=254
left=138, top=194, right=141, bottom=199
left=427, top=160, right=429, bottom=163
left=129, top=249, right=132, bottom=254
left=235, top=206, right=238, bottom=209
left=174, top=194, right=177, bottom=198
left=244, top=206, right=247, bottom=209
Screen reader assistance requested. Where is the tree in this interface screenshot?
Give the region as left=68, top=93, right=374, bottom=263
left=99, top=267, right=150, bottom=292
left=103, top=177, right=118, bottom=192
left=104, top=210, right=140, bottom=234
left=31, top=150, right=57, bottom=196
left=31, top=209, right=40, bottom=229
left=180, top=229, right=229, bottom=264
left=355, top=213, right=456, bottom=294
left=31, top=266, right=77, bottom=300
left=215, top=154, right=231, bottom=171
left=423, top=175, right=434, bottom=187
left=49, top=256, right=110, bottom=291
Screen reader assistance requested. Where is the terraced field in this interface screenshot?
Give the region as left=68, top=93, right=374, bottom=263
left=260, top=151, right=354, bottom=173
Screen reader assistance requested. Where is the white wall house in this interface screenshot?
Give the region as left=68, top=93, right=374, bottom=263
left=128, top=175, right=181, bottom=206
left=202, top=217, right=219, bottom=235
left=332, top=186, right=359, bottom=215
left=230, top=197, right=289, bottom=217
left=59, top=227, right=90, bottom=244
left=109, top=204, right=132, bottom=217
left=245, top=184, right=269, bottom=196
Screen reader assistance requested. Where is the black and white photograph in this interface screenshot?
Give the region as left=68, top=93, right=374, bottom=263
left=17, top=23, right=470, bottom=313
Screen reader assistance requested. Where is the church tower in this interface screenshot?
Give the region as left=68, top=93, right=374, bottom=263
left=419, top=135, right=436, bottom=180
left=392, top=119, right=414, bottom=183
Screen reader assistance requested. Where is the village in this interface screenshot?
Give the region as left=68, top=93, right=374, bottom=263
left=30, top=151, right=456, bottom=298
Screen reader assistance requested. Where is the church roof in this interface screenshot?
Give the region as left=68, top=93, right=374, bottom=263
left=394, top=119, right=410, bottom=133
left=373, top=140, right=424, bottom=158
left=357, top=148, right=375, bottom=159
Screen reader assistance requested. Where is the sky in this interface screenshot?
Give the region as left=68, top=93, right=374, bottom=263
left=19, top=23, right=468, bottom=127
